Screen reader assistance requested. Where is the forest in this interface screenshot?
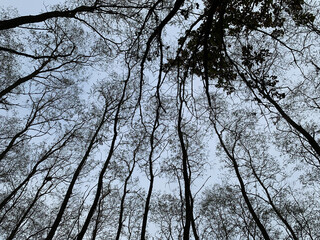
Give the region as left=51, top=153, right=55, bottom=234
left=0, top=0, right=320, bottom=239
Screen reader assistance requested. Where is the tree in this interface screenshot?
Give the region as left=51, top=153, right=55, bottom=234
left=1, top=0, right=320, bottom=239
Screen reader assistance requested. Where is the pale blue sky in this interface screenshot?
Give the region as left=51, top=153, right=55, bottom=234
left=0, top=0, right=62, bottom=15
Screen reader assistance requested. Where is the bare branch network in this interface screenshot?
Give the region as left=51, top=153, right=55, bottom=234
left=0, top=0, right=320, bottom=239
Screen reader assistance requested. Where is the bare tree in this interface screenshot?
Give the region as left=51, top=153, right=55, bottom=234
left=1, top=0, right=320, bottom=239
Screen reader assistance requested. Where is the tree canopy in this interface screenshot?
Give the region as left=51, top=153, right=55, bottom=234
left=1, top=0, right=320, bottom=239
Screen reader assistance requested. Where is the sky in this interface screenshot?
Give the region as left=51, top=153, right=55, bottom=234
left=0, top=0, right=223, bottom=190
left=0, top=0, right=226, bottom=212
left=0, top=0, right=62, bottom=15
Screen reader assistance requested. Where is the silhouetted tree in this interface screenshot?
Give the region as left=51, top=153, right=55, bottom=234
left=1, top=0, right=320, bottom=239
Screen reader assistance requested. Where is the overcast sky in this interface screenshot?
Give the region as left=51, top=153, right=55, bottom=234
left=0, top=0, right=62, bottom=15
